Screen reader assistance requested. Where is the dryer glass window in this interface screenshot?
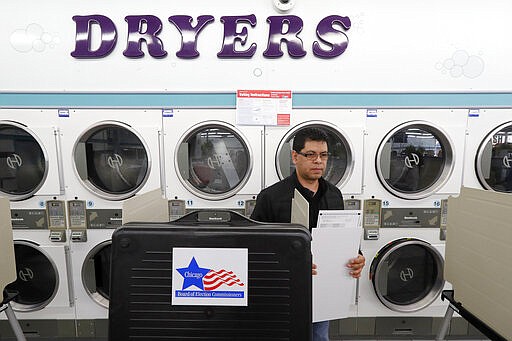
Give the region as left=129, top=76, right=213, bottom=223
left=6, top=242, right=58, bottom=311
left=75, top=125, right=149, bottom=198
left=378, top=124, right=453, bottom=198
left=0, top=124, right=47, bottom=198
left=371, top=240, right=444, bottom=312
left=177, top=125, right=250, bottom=196
left=476, top=124, right=512, bottom=192
left=82, top=242, right=111, bottom=308
left=277, top=125, right=351, bottom=186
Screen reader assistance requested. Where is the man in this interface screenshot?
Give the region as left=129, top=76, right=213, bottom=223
left=250, top=127, right=365, bottom=341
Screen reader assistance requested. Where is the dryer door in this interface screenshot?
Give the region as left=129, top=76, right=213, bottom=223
left=376, top=122, right=454, bottom=199
left=476, top=122, right=512, bottom=193
left=0, top=122, right=48, bottom=200
left=276, top=122, right=354, bottom=187
left=369, top=238, right=445, bottom=313
left=74, top=122, right=150, bottom=200
left=6, top=241, right=71, bottom=311
left=176, top=122, right=253, bottom=200
left=81, top=240, right=112, bottom=308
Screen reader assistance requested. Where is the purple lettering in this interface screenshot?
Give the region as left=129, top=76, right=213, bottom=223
left=71, top=13, right=351, bottom=60
left=313, top=15, right=351, bottom=58
left=168, top=15, right=214, bottom=59
left=263, top=16, right=306, bottom=58
left=123, top=15, right=167, bottom=58
left=217, top=15, right=257, bottom=58
left=71, top=15, right=117, bottom=58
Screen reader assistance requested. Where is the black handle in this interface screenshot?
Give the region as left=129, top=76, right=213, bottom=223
left=173, top=209, right=258, bottom=226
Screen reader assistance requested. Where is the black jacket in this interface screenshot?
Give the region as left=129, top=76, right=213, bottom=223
left=250, top=172, right=344, bottom=229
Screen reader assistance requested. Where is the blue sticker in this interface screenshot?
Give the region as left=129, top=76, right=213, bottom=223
left=366, top=109, right=377, bottom=117
left=162, top=109, right=174, bottom=117
left=58, top=109, right=69, bottom=117
left=468, top=109, right=480, bottom=117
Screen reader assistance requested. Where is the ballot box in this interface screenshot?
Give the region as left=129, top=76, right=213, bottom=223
left=108, top=210, right=312, bottom=341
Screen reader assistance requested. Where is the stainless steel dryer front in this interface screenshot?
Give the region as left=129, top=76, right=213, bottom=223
left=264, top=109, right=365, bottom=198
left=463, top=108, right=512, bottom=193
left=163, top=109, right=263, bottom=216
left=358, top=109, right=467, bottom=320
left=0, top=109, right=74, bottom=337
left=61, top=109, right=163, bottom=333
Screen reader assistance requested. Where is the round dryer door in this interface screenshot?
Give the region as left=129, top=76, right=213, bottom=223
left=5, top=241, right=59, bottom=312
left=376, top=122, right=454, bottom=199
left=176, top=122, right=252, bottom=200
left=74, top=122, right=150, bottom=200
left=369, top=238, right=445, bottom=313
left=82, top=240, right=112, bottom=308
left=476, top=122, right=512, bottom=192
left=0, top=122, right=48, bottom=200
left=276, top=122, right=354, bottom=186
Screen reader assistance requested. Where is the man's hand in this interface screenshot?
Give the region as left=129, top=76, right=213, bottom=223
left=346, top=255, right=365, bottom=278
left=312, top=263, right=317, bottom=275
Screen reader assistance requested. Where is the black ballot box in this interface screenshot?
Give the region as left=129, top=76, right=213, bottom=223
left=108, top=210, right=312, bottom=341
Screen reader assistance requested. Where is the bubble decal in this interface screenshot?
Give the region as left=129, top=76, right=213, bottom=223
left=10, top=24, right=59, bottom=53
left=351, top=12, right=365, bottom=33
left=437, top=50, right=485, bottom=79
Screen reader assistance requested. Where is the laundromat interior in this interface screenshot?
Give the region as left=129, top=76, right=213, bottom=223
left=0, top=0, right=511, bottom=340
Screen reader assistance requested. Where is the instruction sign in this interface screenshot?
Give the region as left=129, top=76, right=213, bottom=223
left=236, top=90, right=292, bottom=126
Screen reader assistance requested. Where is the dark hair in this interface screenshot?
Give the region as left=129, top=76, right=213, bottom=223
left=292, top=127, right=329, bottom=152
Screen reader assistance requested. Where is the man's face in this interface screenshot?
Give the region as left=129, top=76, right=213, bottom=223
left=292, top=139, right=328, bottom=182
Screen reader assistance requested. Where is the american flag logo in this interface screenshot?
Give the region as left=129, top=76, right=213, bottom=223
left=203, top=269, right=245, bottom=291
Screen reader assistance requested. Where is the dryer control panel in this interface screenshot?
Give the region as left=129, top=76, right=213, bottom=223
left=344, top=199, right=361, bottom=210
left=169, top=199, right=186, bottom=221
left=381, top=207, right=441, bottom=228
left=363, top=199, right=381, bottom=240
left=68, top=200, right=87, bottom=242
left=46, top=200, right=67, bottom=242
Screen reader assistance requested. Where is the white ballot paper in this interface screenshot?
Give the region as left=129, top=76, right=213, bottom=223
left=311, top=210, right=362, bottom=322
left=317, top=210, right=362, bottom=229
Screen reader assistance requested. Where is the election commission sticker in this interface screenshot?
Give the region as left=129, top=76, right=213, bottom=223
left=172, top=248, right=248, bottom=306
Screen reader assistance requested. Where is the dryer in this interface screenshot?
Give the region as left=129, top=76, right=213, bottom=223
left=4, top=231, right=74, bottom=321
left=358, top=209, right=448, bottom=318
left=61, top=109, right=163, bottom=327
left=0, top=109, right=64, bottom=210
left=463, top=108, right=512, bottom=193
left=0, top=109, right=74, bottom=333
left=363, top=109, right=467, bottom=208
left=357, top=109, right=467, bottom=320
left=163, top=109, right=263, bottom=216
left=264, top=109, right=365, bottom=200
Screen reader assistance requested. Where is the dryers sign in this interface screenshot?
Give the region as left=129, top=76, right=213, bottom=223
left=71, top=14, right=350, bottom=59
left=4, top=0, right=510, bottom=92
left=171, top=248, right=248, bottom=306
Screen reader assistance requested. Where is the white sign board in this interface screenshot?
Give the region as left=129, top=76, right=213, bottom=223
left=236, top=90, right=291, bottom=126
left=172, top=248, right=248, bottom=306
left=1, top=0, right=511, bottom=92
